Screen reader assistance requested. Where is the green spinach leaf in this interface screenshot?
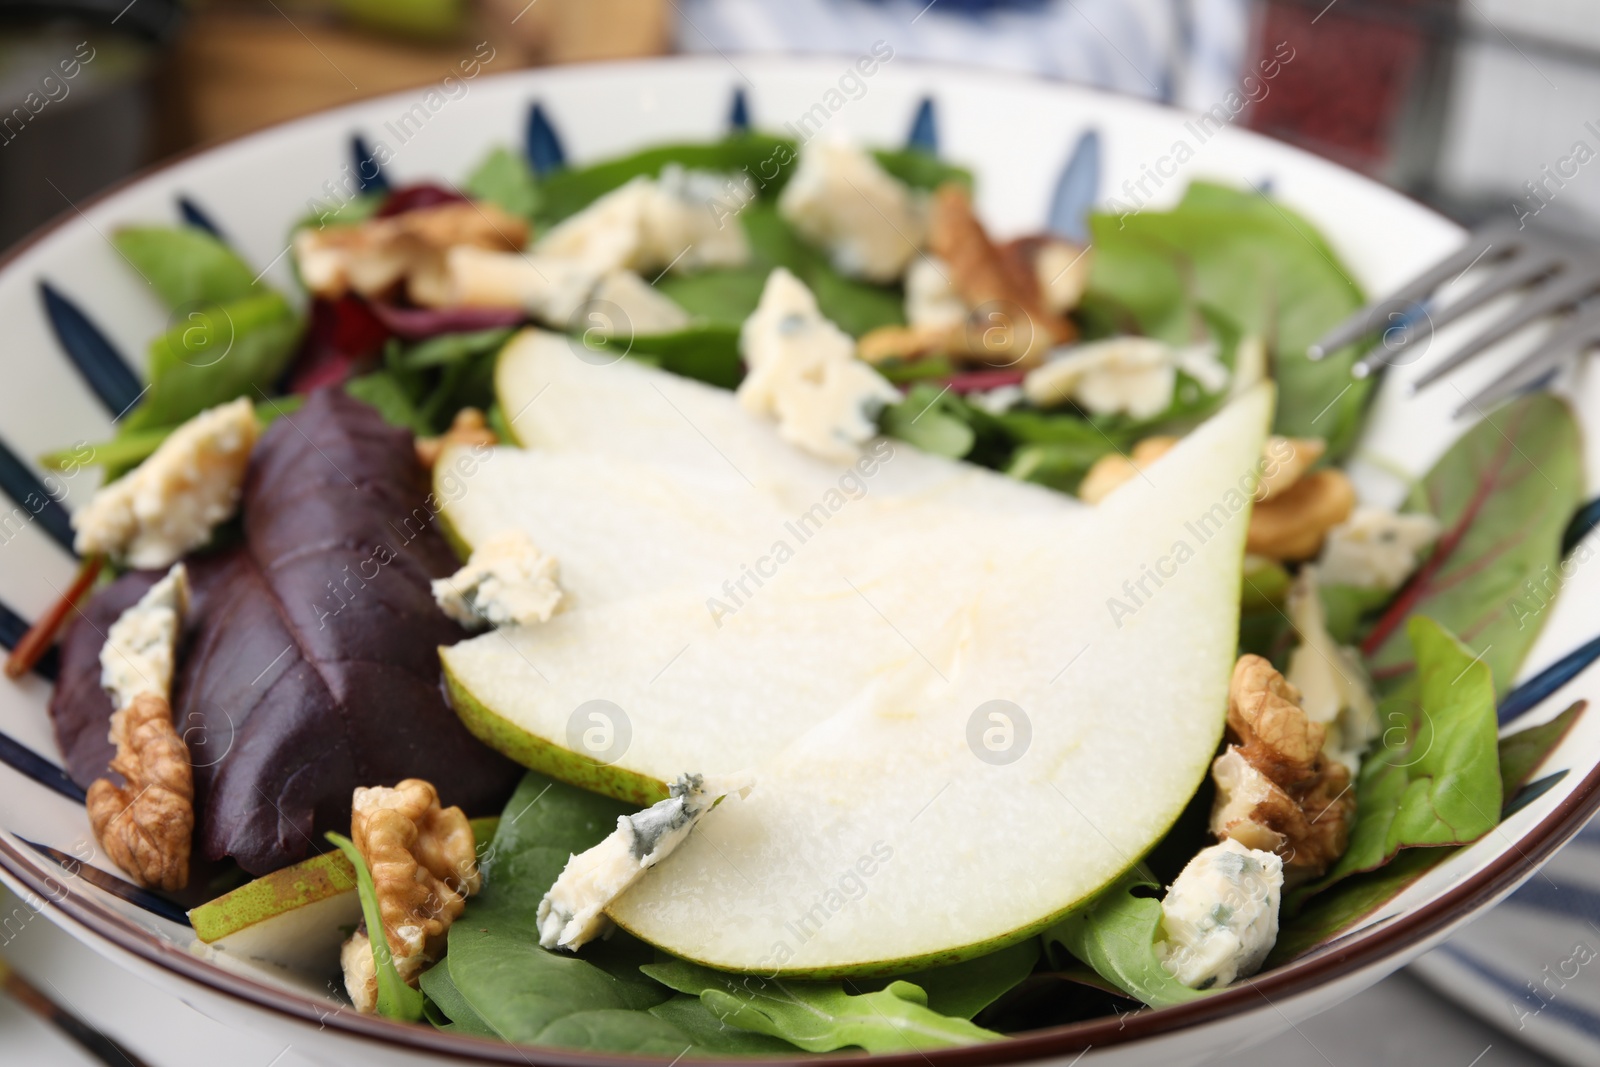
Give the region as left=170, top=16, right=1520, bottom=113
left=1362, top=393, right=1583, bottom=699
left=1317, top=616, right=1502, bottom=889
left=121, top=292, right=302, bottom=433
left=1270, top=847, right=1447, bottom=965
left=647, top=995, right=797, bottom=1054
left=641, top=959, right=1000, bottom=1052
left=654, top=268, right=770, bottom=327
left=881, top=383, right=977, bottom=458
left=399, top=327, right=516, bottom=370
left=535, top=135, right=797, bottom=225
left=1041, top=869, right=1207, bottom=1010
left=438, top=774, right=676, bottom=1043
left=326, top=832, right=425, bottom=1022
left=741, top=204, right=903, bottom=336
left=530, top=1010, right=696, bottom=1054
left=872, top=148, right=973, bottom=191
left=1499, top=700, right=1586, bottom=796
left=626, top=326, right=744, bottom=390
left=1271, top=699, right=1584, bottom=963
left=465, top=147, right=541, bottom=220
left=113, top=226, right=259, bottom=311
left=1086, top=183, right=1369, bottom=456
left=419, top=963, right=499, bottom=1038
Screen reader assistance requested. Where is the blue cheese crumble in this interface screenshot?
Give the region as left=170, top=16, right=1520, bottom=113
left=433, top=530, right=563, bottom=630
left=737, top=268, right=899, bottom=463
left=100, top=563, right=189, bottom=711
left=537, top=166, right=751, bottom=276
left=1158, top=839, right=1284, bottom=990
left=537, top=772, right=754, bottom=950
left=778, top=141, right=925, bottom=283
left=72, top=398, right=258, bottom=568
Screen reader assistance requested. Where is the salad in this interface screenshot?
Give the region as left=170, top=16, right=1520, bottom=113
left=13, top=116, right=1588, bottom=1055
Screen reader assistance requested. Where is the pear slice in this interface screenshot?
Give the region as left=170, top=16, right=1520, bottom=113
left=441, top=334, right=1086, bottom=801
left=189, top=852, right=359, bottom=971
left=491, top=328, right=1076, bottom=521
left=606, top=385, right=1274, bottom=975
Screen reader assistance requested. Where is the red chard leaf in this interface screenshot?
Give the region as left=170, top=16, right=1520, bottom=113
left=1363, top=393, right=1583, bottom=699
left=51, top=390, right=521, bottom=875
left=366, top=300, right=526, bottom=341
left=287, top=296, right=391, bottom=393
left=374, top=183, right=469, bottom=218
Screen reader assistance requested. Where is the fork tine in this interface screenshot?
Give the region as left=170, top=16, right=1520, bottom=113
left=1455, top=303, right=1600, bottom=414
left=1412, top=271, right=1600, bottom=393
left=1308, top=232, right=1521, bottom=359
left=1417, top=248, right=1564, bottom=338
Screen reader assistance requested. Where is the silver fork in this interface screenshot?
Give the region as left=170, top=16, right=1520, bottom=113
left=1307, top=220, right=1600, bottom=415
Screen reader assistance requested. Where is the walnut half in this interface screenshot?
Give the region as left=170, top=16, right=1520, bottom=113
left=87, top=692, right=194, bottom=891
left=1210, top=655, right=1355, bottom=881
left=341, top=779, right=480, bottom=1013
left=924, top=183, right=1075, bottom=367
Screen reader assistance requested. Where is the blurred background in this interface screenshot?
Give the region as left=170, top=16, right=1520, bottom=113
left=0, top=0, right=1596, bottom=250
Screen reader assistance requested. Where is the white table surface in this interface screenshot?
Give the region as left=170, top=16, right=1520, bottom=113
left=0, top=887, right=1560, bottom=1067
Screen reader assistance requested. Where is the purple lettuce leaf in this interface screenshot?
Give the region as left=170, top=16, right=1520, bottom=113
left=51, top=390, right=521, bottom=875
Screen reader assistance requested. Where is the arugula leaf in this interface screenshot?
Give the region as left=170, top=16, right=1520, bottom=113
left=877, top=356, right=957, bottom=385
left=990, top=304, right=1242, bottom=492
left=38, top=398, right=304, bottom=476
left=465, top=147, right=540, bottom=220
left=1086, top=183, right=1369, bottom=456
left=653, top=204, right=905, bottom=337
left=1006, top=440, right=1118, bottom=495
left=859, top=939, right=1039, bottom=1020
left=398, top=327, right=516, bottom=370
left=113, top=226, right=259, bottom=310
left=121, top=292, right=302, bottom=433
left=326, top=832, right=425, bottom=1022
left=1271, top=700, right=1584, bottom=963
left=345, top=370, right=431, bottom=435
left=641, top=959, right=1000, bottom=1052
left=1317, top=617, right=1502, bottom=889
left=1362, top=393, right=1583, bottom=699
left=741, top=204, right=904, bottom=336
left=535, top=135, right=798, bottom=225
left=1041, top=870, right=1206, bottom=1010
left=881, top=383, right=977, bottom=458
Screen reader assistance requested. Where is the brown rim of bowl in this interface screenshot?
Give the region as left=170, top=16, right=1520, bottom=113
left=0, top=53, right=1575, bottom=1066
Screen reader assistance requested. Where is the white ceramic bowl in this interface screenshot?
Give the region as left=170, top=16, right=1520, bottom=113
left=2, top=55, right=1598, bottom=1067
